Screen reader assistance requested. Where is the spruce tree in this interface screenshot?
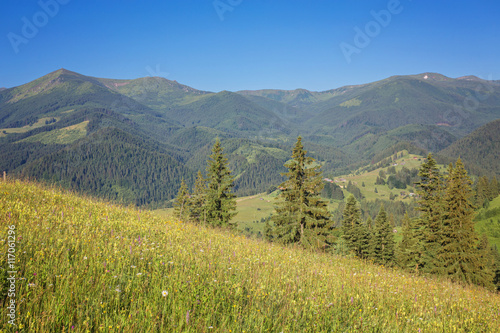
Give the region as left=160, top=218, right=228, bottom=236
left=397, top=212, right=419, bottom=271
left=478, top=234, right=496, bottom=288
left=438, top=158, right=494, bottom=289
left=490, top=176, right=499, bottom=199
left=369, top=205, right=395, bottom=265
left=342, top=195, right=369, bottom=258
left=189, top=171, right=207, bottom=224
left=475, top=176, right=491, bottom=208
left=365, top=216, right=373, bottom=231
left=204, top=139, right=237, bottom=228
left=269, top=136, right=332, bottom=250
left=414, top=153, right=444, bottom=273
left=173, top=178, right=191, bottom=222
left=491, top=245, right=500, bottom=290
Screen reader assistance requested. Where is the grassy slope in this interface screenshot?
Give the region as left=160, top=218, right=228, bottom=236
left=18, top=121, right=89, bottom=145
left=0, top=117, right=60, bottom=137
left=156, top=151, right=437, bottom=233
left=1, top=180, right=500, bottom=332
left=329, top=151, right=431, bottom=202
left=475, top=195, right=500, bottom=249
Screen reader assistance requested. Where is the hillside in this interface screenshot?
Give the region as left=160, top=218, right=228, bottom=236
left=1, top=180, right=500, bottom=331
left=0, top=69, right=155, bottom=129
left=1, top=69, right=499, bottom=206
left=475, top=195, right=500, bottom=249
left=302, top=74, right=500, bottom=146
left=439, top=119, right=500, bottom=176
left=20, top=128, right=195, bottom=206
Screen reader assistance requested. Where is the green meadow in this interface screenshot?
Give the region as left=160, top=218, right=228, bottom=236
left=1, top=180, right=500, bottom=332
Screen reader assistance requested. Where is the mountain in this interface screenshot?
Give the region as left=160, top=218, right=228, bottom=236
left=239, top=73, right=500, bottom=148
left=1, top=69, right=499, bottom=206
left=0, top=69, right=307, bottom=203
left=0, top=69, right=160, bottom=128
left=438, top=119, right=500, bottom=176
left=237, top=88, right=339, bottom=108
left=20, top=127, right=194, bottom=206
left=301, top=74, right=500, bottom=146
left=97, top=76, right=211, bottom=110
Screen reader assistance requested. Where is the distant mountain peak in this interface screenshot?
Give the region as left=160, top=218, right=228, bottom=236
left=456, top=75, right=483, bottom=81
left=405, top=72, right=452, bottom=81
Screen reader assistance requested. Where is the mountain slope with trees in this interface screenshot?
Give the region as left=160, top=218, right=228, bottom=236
left=1, top=69, right=499, bottom=206
left=438, top=119, right=500, bottom=176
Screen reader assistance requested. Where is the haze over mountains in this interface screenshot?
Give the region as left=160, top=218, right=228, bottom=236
left=1, top=69, right=499, bottom=206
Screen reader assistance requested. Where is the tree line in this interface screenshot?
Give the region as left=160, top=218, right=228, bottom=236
left=174, top=138, right=500, bottom=291
left=173, top=138, right=237, bottom=228
left=342, top=154, right=500, bottom=290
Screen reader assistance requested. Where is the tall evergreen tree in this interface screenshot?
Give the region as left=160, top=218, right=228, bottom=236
left=396, top=212, right=419, bottom=271
left=173, top=178, right=190, bottom=222
left=475, top=176, right=491, bottom=208
left=268, top=137, right=332, bottom=250
left=204, top=139, right=237, bottom=228
left=478, top=234, right=497, bottom=289
left=189, top=170, right=207, bottom=224
left=369, top=205, right=395, bottom=265
left=491, top=245, right=500, bottom=291
left=365, top=216, right=373, bottom=231
left=414, top=153, right=444, bottom=273
left=438, top=158, right=494, bottom=289
left=342, top=195, right=369, bottom=258
left=490, top=176, right=499, bottom=199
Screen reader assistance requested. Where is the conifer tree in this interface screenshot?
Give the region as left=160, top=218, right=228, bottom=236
left=490, top=176, right=499, bottom=199
left=397, top=212, right=419, bottom=271
left=204, top=139, right=237, bottom=228
left=438, top=158, right=494, bottom=289
left=189, top=171, right=207, bottom=224
left=491, top=245, right=500, bottom=290
left=414, top=153, right=444, bottom=273
left=478, top=234, right=496, bottom=289
left=475, top=176, right=491, bottom=208
left=173, top=178, right=190, bottom=222
left=342, top=195, right=369, bottom=258
left=365, top=216, right=373, bottom=231
left=369, top=205, right=395, bottom=265
left=389, top=213, right=396, bottom=228
left=268, top=136, right=332, bottom=249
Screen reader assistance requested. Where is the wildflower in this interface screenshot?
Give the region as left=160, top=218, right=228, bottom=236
left=162, top=290, right=168, bottom=297
left=83, top=256, right=87, bottom=260
left=137, top=273, right=142, bottom=276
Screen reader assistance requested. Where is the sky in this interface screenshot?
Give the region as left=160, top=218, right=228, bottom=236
left=1, top=0, right=499, bottom=92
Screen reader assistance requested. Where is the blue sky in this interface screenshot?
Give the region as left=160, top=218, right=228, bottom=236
left=1, top=0, right=499, bottom=92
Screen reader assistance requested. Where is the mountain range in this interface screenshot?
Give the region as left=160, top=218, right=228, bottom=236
left=1, top=69, right=499, bottom=206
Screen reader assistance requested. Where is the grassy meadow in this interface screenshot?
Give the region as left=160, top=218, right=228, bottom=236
left=0, top=117, right=60, bottom=137
left=475, top=195, right=500, bottom=249
left=1, top=180, right=500, bottom=332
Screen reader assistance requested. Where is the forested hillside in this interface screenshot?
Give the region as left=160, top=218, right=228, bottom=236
left=439, top=119, right=500, bottom=176
left=21, top=128, right=194, bottom=206
left=1, top=69, right=499, bottom=206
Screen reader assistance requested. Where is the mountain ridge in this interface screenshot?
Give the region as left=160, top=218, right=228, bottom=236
left=1, top=68, right=499, bottom=206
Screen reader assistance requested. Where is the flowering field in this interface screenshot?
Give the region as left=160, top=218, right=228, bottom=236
left=1, top=180, right=500, bottom=332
